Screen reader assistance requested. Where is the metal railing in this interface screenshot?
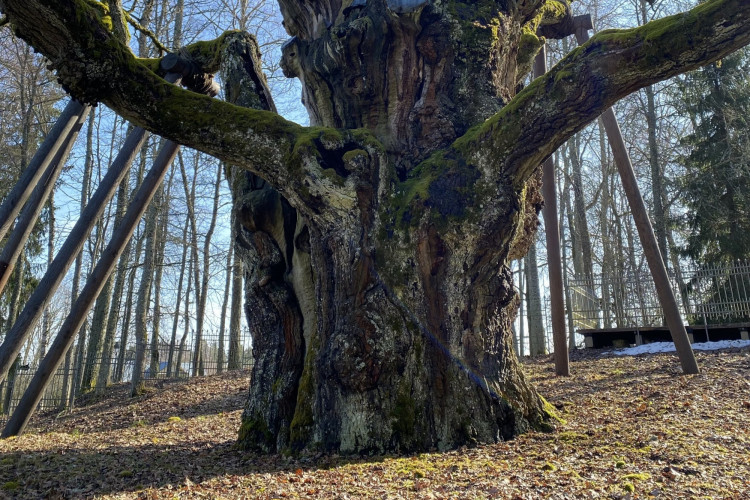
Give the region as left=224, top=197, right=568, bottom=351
left=0, top=330, right=254, bottom=422
left=569, top=261, right=750, bottom=331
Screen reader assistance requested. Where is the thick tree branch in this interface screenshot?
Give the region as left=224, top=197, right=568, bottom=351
left=0, top=0, right=378, bottom=221
left=459, top=0, right=750, bottom=189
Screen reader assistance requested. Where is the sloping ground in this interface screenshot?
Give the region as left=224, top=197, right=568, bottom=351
left=1, top=348, right=749, bottom=499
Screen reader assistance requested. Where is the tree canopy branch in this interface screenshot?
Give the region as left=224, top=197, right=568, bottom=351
left=0, top=0, right=747, bottom=225
left=458, top=0, right=750, bottom=189
left=0, top=0, right=375, bottom=217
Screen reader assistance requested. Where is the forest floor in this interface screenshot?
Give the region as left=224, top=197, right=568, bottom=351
left=0, top=347, right=749, bottom=499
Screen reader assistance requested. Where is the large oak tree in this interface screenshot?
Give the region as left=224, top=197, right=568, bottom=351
left=1, top=0, right=748, bottom=453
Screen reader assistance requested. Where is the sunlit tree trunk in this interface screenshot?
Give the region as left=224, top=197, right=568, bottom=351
left=38, top=191, right=55, bottom=363
left=95, top=131, right=133, bottom=393
left=130, top=157, right=160, bottom=396
left=525, top=239, right=547, bottom=356
left=167, top=216, right=189, bottom=378
left=638, top=0, right=670, bottom=268
left=217, top=231, right=232, bottom=374
left=227, top=213, right=243, bottom=371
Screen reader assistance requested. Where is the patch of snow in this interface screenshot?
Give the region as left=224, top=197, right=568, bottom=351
left=604, top=339, right=750, bottom=356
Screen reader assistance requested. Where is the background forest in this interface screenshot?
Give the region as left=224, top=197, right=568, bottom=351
left=0, top=0, right=748, bottom=416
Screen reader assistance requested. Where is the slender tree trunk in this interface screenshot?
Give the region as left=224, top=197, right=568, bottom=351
left=227, top=213, right=243, bottom=370
left=639, top=0, right=670, bottom=269
left=113, top=236, right=139, bottom=382
left=147, top=184, right=165, bottom=378
left=178, top=154, right=201, bottom=376
left=525, top=242, right=547, bottom=356
left=113, top=141, right=151, bottom=383
left=187, top=154, right=222, bottom=377
left=60, top=109, right=96, bottom=408
left=217, top=227, right=233, bottom=374
left=567, top=134, right=595, bottom=282
left=95, top=134, right=133, bottom=392
left=131, top=163, right=160, bottom=395
left=82, top=275, right=111, bottom=390
left=39, top=192, right=56, bottom=363
left=167, top=216, right=189, bottom=378
left=149, top=171, right=172, bottom=378
left=68, top=322, right=87, bottom=406
left=598, top=118, right=613, bottom=328
left=175, top=247, right=193, bottom=378
left=2, top=262, right=25, bottom=414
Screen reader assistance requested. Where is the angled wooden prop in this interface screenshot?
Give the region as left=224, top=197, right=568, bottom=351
left=0, top=111, right=154, bottom=387
left=573, top=16, right=699, bottom=375
left=0, top=104, right=90, bottom=295
left=2, top=123, right=181, bottom=437
left=534, top=46, right=570, bottom=377
left=0, top=100, right=89, bottom=242
left=3, top=54, right=221, bottom=435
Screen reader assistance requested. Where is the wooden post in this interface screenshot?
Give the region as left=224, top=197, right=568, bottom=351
left=534, top=46, right=569, bottom=376
left=2, top=59, right=218, bottom=434
left=0, top=119, right=152, bottom=386
left=0, top=106, right=90, bottom=296
left=574, top=19, right=699, bottom=374
left=0, top=100, right=88, bottom=242
left=2, top=138, right=181, bottom=437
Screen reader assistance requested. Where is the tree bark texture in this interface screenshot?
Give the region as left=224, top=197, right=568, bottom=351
left=3, top=0, right=749, bottom=452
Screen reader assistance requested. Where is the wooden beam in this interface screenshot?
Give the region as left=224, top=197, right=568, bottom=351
left=0, top=116, right=151, bottom=387
left=574, top=22, right=699, bottom=375
left=0, top=105, right=90, bottom=296
left=2, top=62, right=222, bottom=435
left=534, top=46, right=570, bottom=376
left=0, top=100, right=87, bottom=242
left=2, top=136, right=181, bottom=437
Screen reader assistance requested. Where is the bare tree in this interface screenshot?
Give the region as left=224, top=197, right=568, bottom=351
left=2, top=0, right=746, bottom=453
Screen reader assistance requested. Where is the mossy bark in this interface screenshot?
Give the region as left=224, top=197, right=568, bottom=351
left=233, top=1, right=557, bottom=453
left=3, top=0, right=750, bottom=453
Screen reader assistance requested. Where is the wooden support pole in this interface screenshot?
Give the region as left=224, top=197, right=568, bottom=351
left=0, top=119, right=151, bottom=386
left=575, top=21, right=699, bottom=375
left=2, top=138, right=181, bottom=437
left=0, top=105, right=90, bottom=296
left=534, top=46, right=569, bottom=376
left=0, top=100, right=87, bottom=242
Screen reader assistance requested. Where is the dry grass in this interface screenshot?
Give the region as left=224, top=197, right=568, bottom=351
left=1, top=348, right=749, bottom=499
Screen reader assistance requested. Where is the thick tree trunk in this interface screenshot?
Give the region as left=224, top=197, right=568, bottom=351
left=227, top=3, right=554, bottom=452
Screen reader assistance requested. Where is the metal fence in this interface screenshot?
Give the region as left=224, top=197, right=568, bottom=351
left=0, top=330, right=254, bottom=423
left=569, top=261, right=750, bottom=331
